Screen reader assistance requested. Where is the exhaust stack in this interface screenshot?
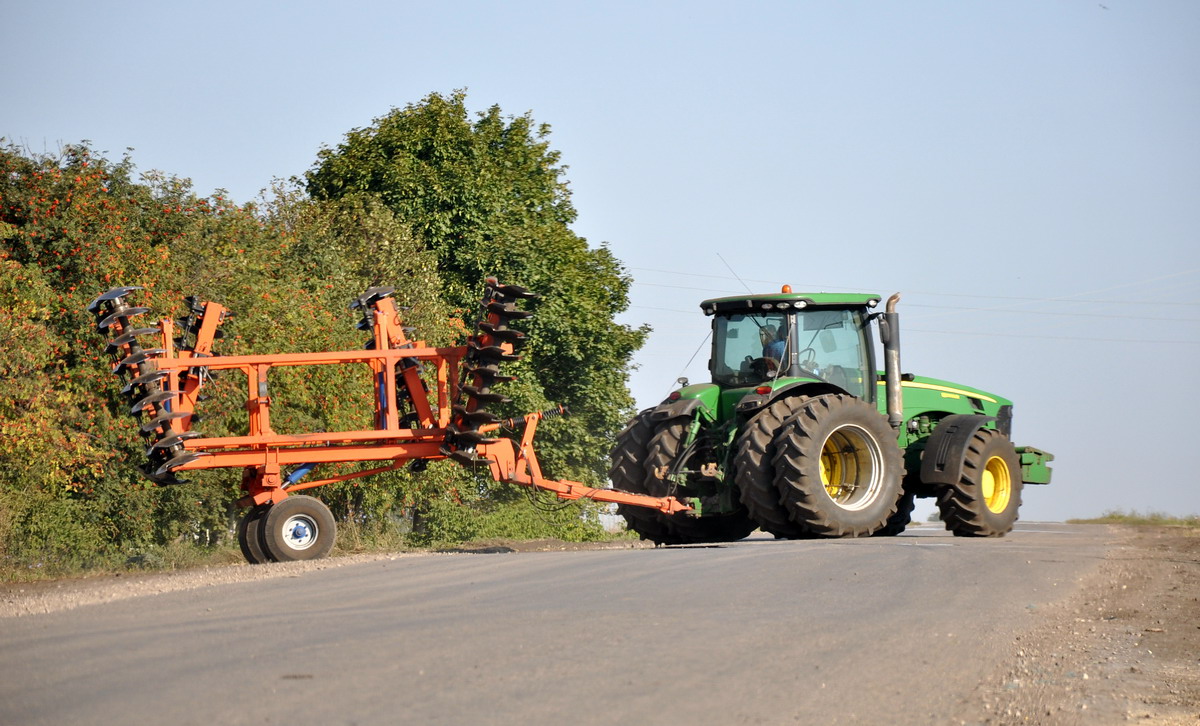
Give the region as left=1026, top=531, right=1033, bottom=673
left=881, top=293, right=903, bottom=429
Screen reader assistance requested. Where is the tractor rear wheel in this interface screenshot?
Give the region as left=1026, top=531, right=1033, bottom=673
left=237, top=504, right=271, bottom=564
left=261, top=495, right=337, bottom=562
left=772, top=394, right=904, bottom=537
left=609, top=411, right=684, bottom=545
left=936, top=428, right=1023, bottom=537
left=733, top=397, right=813, bottom=539
left=872, top=491, right=916, bottom=537
left=644, top=417, right=757, bottom=543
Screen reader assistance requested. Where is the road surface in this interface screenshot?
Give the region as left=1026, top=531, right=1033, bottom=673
left=0, top=524, right=1127, bottom=725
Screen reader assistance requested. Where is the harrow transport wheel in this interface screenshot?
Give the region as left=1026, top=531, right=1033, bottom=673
left=261, top=496, right=337, bottom=562
left=936, top=428, right=1023, bottom=537
left=733, top=397, right=813, bottom=539
left=872, top=491, right=916, bottom=537
left=237, top=505, right=271, bottom=564
left=644, top=417, right=757, bottom=544
left=609, top=411, right=683, bottom=545
left=772, top=394, right=904, bottom=537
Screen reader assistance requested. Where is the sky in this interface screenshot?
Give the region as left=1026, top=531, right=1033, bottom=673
left=3, top=0, right=1198, bottom=522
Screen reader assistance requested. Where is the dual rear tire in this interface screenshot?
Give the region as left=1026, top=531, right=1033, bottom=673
left=736, top=394, right=905, bottom=538
left=609, top=410, right=757, bottom=544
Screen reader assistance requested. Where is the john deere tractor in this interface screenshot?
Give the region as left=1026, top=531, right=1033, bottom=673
left=610, top=287, right=1053, bottom=543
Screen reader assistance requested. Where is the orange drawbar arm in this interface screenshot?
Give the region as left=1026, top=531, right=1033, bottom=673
left=476, top=411, right=691, bottom=515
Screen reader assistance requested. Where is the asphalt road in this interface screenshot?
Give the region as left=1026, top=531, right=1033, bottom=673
left=0, top=523, right=1113, bottom=726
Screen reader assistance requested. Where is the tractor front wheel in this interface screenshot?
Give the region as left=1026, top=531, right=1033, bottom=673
left=772, top=394, right=905, bottom=537
left=261, top=495, right=337, bottom=562
left=936, top=429, right=1023, bottom=537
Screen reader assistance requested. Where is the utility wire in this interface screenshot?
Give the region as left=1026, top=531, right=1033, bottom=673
left=629, top=265, right=1200, bottom=307
left=905, top=328, right=1199, bottom=345
left=901, top=303, right=1200, bottom=323
left=627, top=280, right=1200, bottom=321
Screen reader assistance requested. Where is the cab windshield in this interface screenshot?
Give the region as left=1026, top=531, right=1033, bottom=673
left=710, top=312, right=790, bottom=387
left=792, top=308, right=871, bottom=398
left=710, top=308, right=872, bottom=397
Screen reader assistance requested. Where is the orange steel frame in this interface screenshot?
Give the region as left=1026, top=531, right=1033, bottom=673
left=111, top=294, right=689, bottom=516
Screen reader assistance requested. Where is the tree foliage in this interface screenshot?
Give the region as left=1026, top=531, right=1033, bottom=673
left=307, top=91, right=647, bottom=484
left=0, top=94, right=640, bottom=575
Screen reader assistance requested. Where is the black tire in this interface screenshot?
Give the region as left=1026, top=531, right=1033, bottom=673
left=237, top=504, right=271, bottom=564
left=609, top=411, right=684, bottom=545
left=261, top=495, right=337, bottom=562
left=936, top=428, right=1023, bottom=537
left=733, top=397, right=813, bottom=539
left=644, top=417, right=757, bottom=544
left=872, top=491, right=916, bottom=537
left=772, top=394, right=905, bottom=537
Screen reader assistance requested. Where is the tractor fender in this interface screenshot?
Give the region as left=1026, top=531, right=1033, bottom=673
left=733, top=381, right=843, bottom=417
left=919, top=414, right=996, bottom=487
left=648, top=397, right=705, bottom=423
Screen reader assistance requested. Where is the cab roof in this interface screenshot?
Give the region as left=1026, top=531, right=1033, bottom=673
left=700, top=291, right=882, bottom=316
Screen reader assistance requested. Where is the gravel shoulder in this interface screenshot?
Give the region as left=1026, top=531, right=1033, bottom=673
left=957, top=525, right=1200, bottom=725
left=0, top=538, right=652, bottom=618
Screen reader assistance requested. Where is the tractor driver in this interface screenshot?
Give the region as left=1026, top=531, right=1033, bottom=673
left=759, top=325, right=786, bottom=367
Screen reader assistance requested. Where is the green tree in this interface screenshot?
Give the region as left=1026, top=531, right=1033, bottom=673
left=306, top=91, right=647, bottom=484
left=0, top=105, right=632, bottom=573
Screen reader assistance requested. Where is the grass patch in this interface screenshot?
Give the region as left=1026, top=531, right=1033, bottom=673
left=2, top=540, right=246, bottom=584
left=1067, top=509, right=1200, bottom=528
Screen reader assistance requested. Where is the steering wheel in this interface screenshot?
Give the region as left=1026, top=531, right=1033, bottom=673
left=748, top=357, right=778, bottom=378
left=796, top=347, right=817, bottom=370
left=826, top=364, right=849, bottom=389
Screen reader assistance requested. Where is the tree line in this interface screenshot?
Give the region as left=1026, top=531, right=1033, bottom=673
left=0, top=91, right=646, bottom=574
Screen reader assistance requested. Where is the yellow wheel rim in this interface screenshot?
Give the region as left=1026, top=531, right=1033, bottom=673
left=981, top=455, right=1012, bottom=514
left=818, top=425, right=884, bottom=511
left=820, top=443, right=843, bottom=498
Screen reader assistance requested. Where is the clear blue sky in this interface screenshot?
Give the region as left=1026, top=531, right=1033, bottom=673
left=3, top=0, right=1198, bottom=521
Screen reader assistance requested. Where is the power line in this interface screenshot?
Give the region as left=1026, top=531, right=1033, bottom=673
left=629, top=283, right=1199, bottom=322
left=901, top=303, right=1199, bottom=323
left=628, top=279, right=1200, bottom=322
left=906, top=328, right=1198, bottom=345
left=627, top=304, right=697, bottom=314
left=629, top=266, right=1200, bottom=307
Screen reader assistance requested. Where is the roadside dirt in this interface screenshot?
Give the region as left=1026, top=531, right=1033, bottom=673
left=959, top=526, right=1200, bottom=725
left=0, top=538, right=652, bottom=618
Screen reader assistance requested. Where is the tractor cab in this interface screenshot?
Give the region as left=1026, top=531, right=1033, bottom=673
left=702, top=288, right=881, bottom=400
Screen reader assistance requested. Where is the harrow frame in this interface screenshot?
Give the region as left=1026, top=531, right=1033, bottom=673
left=87, top=280, right=688, bottom=562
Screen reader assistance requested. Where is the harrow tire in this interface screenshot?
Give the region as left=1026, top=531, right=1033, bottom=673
left=733, top=397, right=813, bottom=539
left=872, top=491, right=916, bottom=537
left=936, top=428, right=1023, bottom=537
left=237, top=505, right=271, bottom=564
left=644, top=417, right=757, bottom=544
left=772, top=394, right=904, bottom=537
left=609, top=411, right=683, bottom=545
left=261, top=496, right=337, bottom=562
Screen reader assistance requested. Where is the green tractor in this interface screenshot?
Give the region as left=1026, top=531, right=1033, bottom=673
left=610, top=286, right=1053, bottom=543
